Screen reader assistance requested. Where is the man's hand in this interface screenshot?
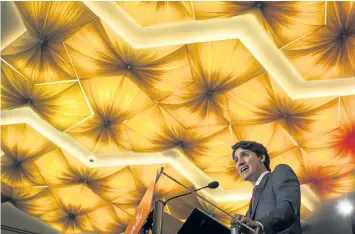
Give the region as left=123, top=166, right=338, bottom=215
left=231, top=214, right=262, bottom=233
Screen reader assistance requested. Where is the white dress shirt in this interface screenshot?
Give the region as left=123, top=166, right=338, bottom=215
left=255, top=171, right=270, bottom=186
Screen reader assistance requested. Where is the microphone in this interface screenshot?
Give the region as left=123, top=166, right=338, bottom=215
left=163, top=181, right=219, bottom=206
left=207, top=181, right=220, bottom=189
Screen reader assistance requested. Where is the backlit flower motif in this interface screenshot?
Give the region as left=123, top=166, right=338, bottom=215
left=67, top=76, right=154, bottom=154
left=194, top=1, right=325, bottom=47
left=283, top=2, right=355, bottom=80
left=32, top=148, right=141, bottom=233
left=298, top=161, right=355, bottom=200
left=1, top=62, right=32, bottom=108
left=336, top=96, right=355, bottom=161
left=1, top=62, right=91, bottom=131
left=35, top=148, right=141, bottom=204
left=1, top=1, right=96, bottom=83
left=40, top=207, right=95, bottom=233
left=126, top=105, right=235, bottom=169
left=1, top=182, right=59, bottom=217
left=1, top=124, right=56, bottom=187
left=64, top=19, right=192, bottom=101
left=87, top=203, right=136, bottom=233
left=228, top=73, right=340, bottom=145
left=302, top=96, right=355, bottom=165
left=117, top=1, right=195, bottom=27
left=160, top=40, right=263, bottom=127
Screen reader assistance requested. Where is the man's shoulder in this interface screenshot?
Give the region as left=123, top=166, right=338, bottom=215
left=271, top=164, right=296, bottom=176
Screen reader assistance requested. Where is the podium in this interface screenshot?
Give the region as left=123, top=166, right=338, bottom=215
left=177, top=208, right=230, bottom=234
left=147, top=206, right=252, bottom=234
left=151, top=200, right=252, bottom=234
left=145, top=206, right=231, bottom=234
left=125, top=168, right=255, bottom=234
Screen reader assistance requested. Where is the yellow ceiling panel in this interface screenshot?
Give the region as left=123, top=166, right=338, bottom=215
left=1, top=62, right=33, bottom=108
left=40, top=207, right=95, bottom=233
left=193, top=1, right=326, bottom=47
left=126, top=104, right=235, bottom=169
left=1, top=1, right=96, bottom=83
left=35, top=148, right=141, bottom=203
left=64, top=18, right=193, bottom=101
left=298, top=161, right=355, bottom=200
left=117, top=1, right=195, bottom=27
left=301, top=96, right=355, bottom=165
left=1, top=182, right=60, bottom=217
left=228, top=73, right=340, bottom=144
left=1, top=62, right=92, bottom=131
left=66, top=75, right=154, bottom=154
left=160, top=39, right=264, bottom=128
left=283, top=1, right=355, bottom=80
left=1, top=124, right=56, bottom=187
left=87, top=203, right=132, bottom=233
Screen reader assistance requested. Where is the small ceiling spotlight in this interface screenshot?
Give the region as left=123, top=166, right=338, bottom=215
left=88, top=155, right=96, bottom=163
left=337, top=200, right=353, bottom=216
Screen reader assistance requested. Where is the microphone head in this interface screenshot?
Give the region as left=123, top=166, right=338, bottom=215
left=208, top=181, right=219, bottom=189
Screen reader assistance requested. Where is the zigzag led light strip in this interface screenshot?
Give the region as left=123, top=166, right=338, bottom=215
left=0, top=107, right=320, bottom=210
left=1, top=107, right=251, bottom=202
left=83, top=1, right=355, bottom=99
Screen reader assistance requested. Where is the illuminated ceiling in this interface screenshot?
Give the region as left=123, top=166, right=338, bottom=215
left=1, top=1, right=355, bottom=233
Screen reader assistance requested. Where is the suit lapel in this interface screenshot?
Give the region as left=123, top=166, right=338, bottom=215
left=251, top=173, right=270, bottom=219
left=246, top=198, right=252, bottom=218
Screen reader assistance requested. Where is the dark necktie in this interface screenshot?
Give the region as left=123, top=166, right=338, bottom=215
left=252, top=185, right=259, bottom=210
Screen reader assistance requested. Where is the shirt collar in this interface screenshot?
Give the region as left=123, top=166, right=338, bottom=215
left=255, top=171, right=270, bottom=186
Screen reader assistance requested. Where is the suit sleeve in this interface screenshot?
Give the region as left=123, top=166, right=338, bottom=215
left=256, top=164, right=301, bottom=234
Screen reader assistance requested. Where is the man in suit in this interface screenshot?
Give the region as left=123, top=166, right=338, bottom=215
left=230, top=141, right=301, bottom=234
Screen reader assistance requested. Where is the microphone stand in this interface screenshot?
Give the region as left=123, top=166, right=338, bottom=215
left=163, top=186, right=208, bottom=205
left=152, top=170, right=256, bottom=234
left=152, top=200, right=165, bottom=234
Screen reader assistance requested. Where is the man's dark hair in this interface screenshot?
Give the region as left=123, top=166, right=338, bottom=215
left=232, top=141, right=271, bottom=171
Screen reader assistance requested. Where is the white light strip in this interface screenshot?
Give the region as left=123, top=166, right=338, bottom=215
left=1, top=107, right=315, bottom=208
left=1, top=107, right=92, bottom=166
left=83, top=1, right=355, bottom=99
left=1, top=107, right=251, bottom=202
left=34, top=79, right=80, bottom=85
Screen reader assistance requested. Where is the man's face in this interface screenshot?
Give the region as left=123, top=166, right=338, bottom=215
left=233, top=148, right=265, bottom=182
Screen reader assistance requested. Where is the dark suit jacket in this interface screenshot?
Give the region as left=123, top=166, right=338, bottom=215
left=246, top=164, right=301, bottom=234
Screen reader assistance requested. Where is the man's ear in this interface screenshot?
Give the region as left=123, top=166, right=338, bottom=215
left=260, top=155, right=265, bottom=163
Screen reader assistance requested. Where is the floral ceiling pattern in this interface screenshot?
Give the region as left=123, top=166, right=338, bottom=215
left=1, top=1, right=355, bottom=233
